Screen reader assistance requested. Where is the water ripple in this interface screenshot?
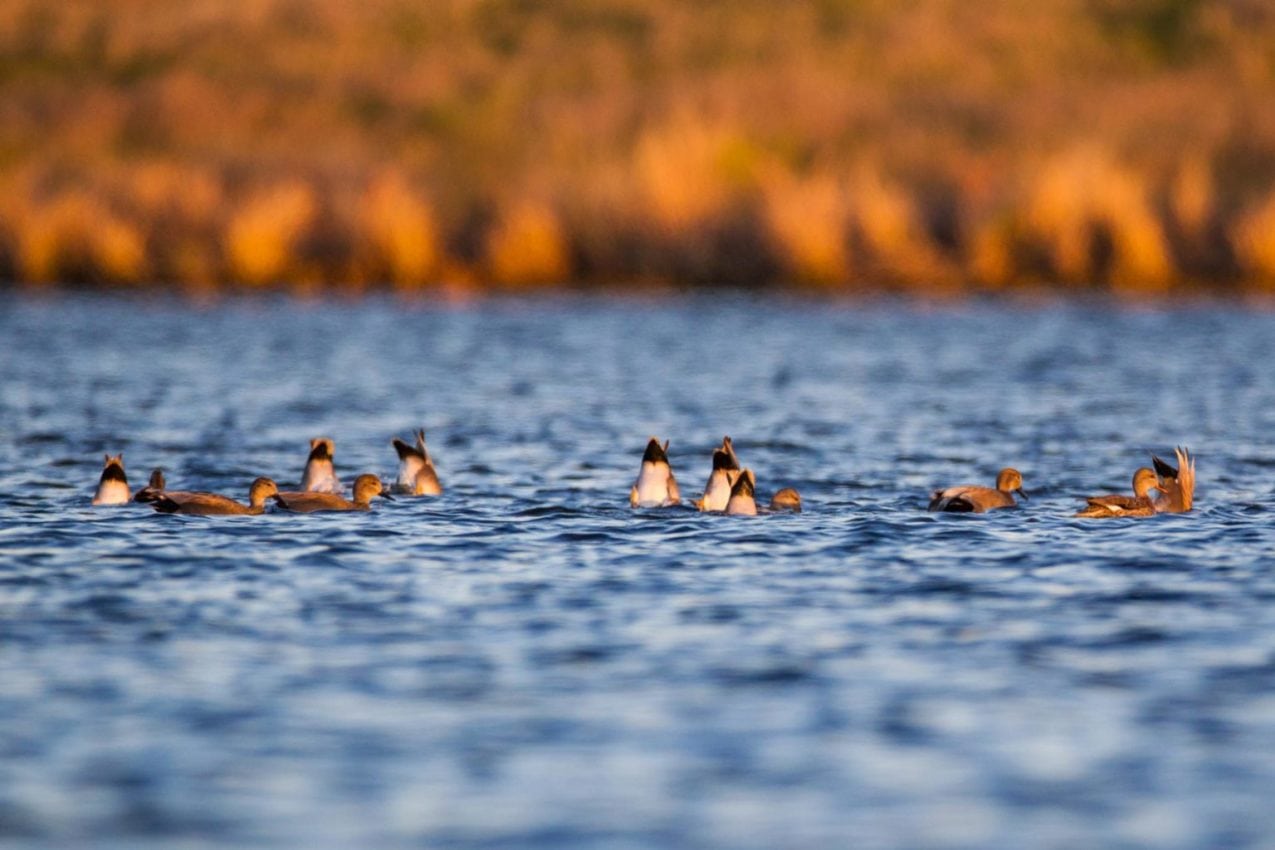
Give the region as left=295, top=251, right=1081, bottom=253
left=2, top=294, right=1275, bottom=848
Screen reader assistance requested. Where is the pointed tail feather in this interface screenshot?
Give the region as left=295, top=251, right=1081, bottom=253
left=392, top=437, right=424, bottom=461
left=1174, top=446, right=1194, bottom=511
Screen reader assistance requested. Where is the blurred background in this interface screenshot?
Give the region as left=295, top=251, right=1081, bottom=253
left=8, top=6, right=1275, bottom=846
left=1, top=0, right=1273, bottom=295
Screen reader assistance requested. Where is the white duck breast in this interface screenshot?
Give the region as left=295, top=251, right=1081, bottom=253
left=701, top=469, right=738, bottom=512
left=92, top=453, right=131, bottom=505
left=300, top=437, right=342, bottom=493
left=630, top=438, right=681, bottom=507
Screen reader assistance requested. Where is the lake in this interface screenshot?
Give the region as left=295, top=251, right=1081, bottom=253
left=2, top=292, right=1274, bottom=849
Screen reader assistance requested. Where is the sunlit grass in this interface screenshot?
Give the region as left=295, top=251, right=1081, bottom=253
left=1233, top=191, right=1275, bottom=289
left=225, top=181, right=316, bottom=286
left=485, top=200, right=570, bottom=288
left=761, top=168, right=851, bottom=289
left=0, top=0, right=1272, bottom=294
left=356, top=171, right=440, bottom=291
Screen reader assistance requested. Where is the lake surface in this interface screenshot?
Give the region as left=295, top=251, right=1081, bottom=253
left=2, top=292, right=1275, bottom=849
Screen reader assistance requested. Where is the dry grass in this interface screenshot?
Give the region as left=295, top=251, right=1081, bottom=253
left=485, top=200, right=570, bottom=288
left=12, top=187, right=146, bottom=284
left=1, top=0, right=1274, bottom=293
left=761, top=168, right=851, bottom=289
left=225, top=181, right=317, bottom=286
left=1232, top=190, right=1275, bottom=288
left=356, top=171, right=441, bottom=290
left=1021, top=150, right=1174, bottom=292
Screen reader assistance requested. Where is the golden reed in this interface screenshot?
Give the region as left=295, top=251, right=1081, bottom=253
left=1, top=0, right=1273, bottom=294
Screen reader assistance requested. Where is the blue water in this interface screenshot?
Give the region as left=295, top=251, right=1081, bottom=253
left=2, top=292, right=1275, bottom=849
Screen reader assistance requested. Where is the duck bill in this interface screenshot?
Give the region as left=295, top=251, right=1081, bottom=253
left=1016, top=487, right=1030, bottom=501
left=380, top=490, right=396, bottom=501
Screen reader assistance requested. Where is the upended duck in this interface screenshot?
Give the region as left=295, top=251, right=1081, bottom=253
left=300, top=437, right=342, bottom=494
left=929, top=467, right=1027, bottom=513
left=696, top=436, right=740, bottom=511
left=91, top=453, right=130, bottom=505
left=721, top=471, right=802, bottom=516
left=391, top=428, right=443, bottom=495
left=630, top=437, right=681, bottom=507
left=725, top=468, right=758, bottom=516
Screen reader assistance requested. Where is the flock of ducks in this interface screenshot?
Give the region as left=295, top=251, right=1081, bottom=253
left=89, top=431, right=1196, bottom=519
left=629, top=436, right=802, bottom=515
left=628, top=437, right=1194, bottom=517
left=90, top=432, right=440, bottom=515
left=922, top=449, right=1195, bottom=516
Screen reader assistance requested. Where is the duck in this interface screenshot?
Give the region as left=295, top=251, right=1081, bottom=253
left=767, top=487, right=803, bottom=513
left=391, top=428, right=443, bottom=495
left=133, top=468, right=167, bottom=503
left=929, top=467, right=1027, bottom=513
left=275, top=473, right=392, bottom=513
left=1151, top=446, right=1195, bottom=513
left=300, top=437, right=342, bottom=493
left=91, top=453, right=130, bottom=505
left=150, top=477, right=280, bottom=516
left=1075, top=467, right=1160, bottom=518
left=696, top=436, right=741, bottom=511
left=725, top=468, right=758, bottom=516
left=630, top=437, right=681, bottom=507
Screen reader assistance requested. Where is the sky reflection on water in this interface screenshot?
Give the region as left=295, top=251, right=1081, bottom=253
left=1, top=293, right=1274, bottom=848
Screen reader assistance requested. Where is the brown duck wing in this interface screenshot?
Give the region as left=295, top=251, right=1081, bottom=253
left=930, top=485, right=1010, bottom=513
left=149, top=490, right=200, bottom=512
left=153, top=491, right=249, bottom=516
left=929, top=487, right=971, bottom=512
left=1076, top=494, right=1155, bottom=518
left=133, top=487, right=164, bottom=503
left=939, top=494, right=978, bottom=512
left=275, top=491, right=355, bottom=513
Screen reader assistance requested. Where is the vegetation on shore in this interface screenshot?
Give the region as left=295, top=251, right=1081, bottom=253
left=2, top=0, right=1275, bottom=294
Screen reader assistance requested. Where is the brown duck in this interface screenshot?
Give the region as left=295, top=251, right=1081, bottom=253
left=276, top=473, right=393, bottom=513
left=1075, top=467, right=1160, bottom=518
left=929, top=467, right=1027, bottom=513
left=151, top=477, right=281, bottom=516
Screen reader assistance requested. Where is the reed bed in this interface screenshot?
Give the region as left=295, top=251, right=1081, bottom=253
left=1, top=0, right=1274, bottom=294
